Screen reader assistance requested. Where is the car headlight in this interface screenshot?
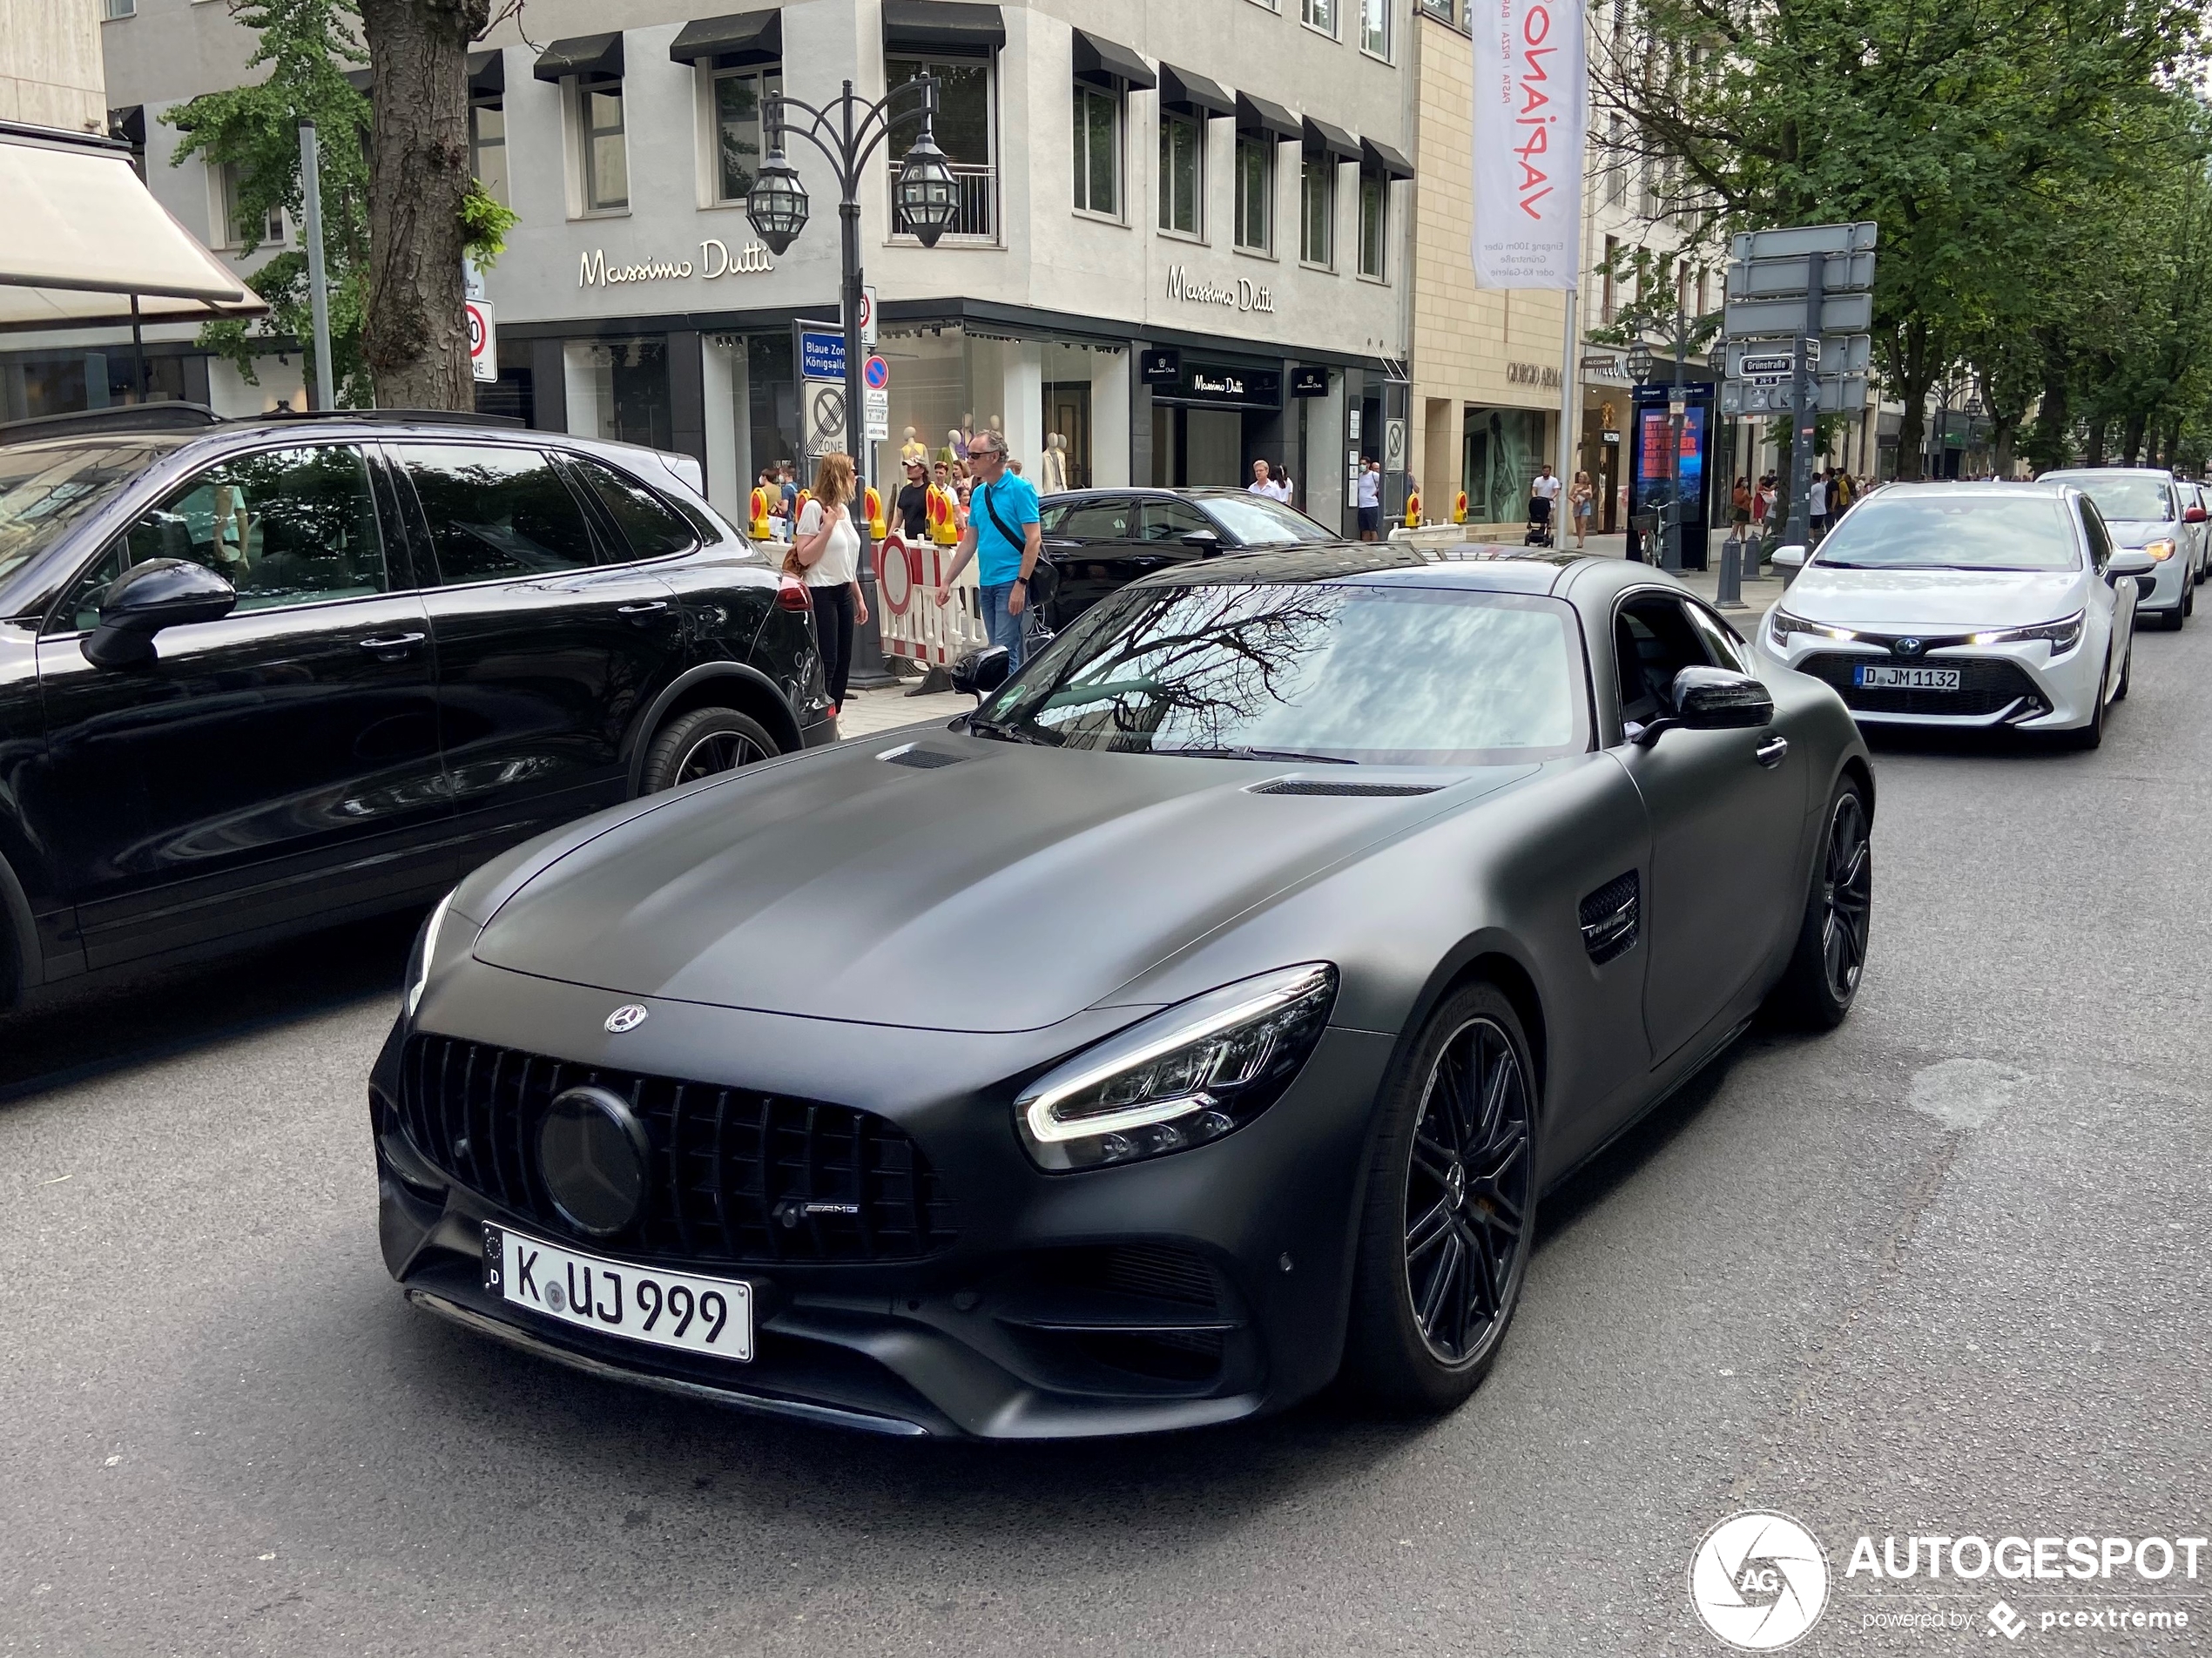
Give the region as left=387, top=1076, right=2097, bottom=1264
left=1968, top=610, right=2084, bottom=651
left=404, top=890, right=457, bottom=1018
left=1013, top=964, right=1337, bottom=1172
left=1770, top=608, right=1858, bottom=646
left=2142, top=539, right=2176, bottom=561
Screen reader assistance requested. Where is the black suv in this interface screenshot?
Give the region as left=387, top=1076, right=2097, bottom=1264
left=1036, top=487, right=1349, bottom=628
left=0, top=405, right=828, bottom=1008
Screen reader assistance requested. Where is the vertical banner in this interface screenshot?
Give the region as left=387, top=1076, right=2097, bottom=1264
left=1472, top=0, right=1588, bottom=289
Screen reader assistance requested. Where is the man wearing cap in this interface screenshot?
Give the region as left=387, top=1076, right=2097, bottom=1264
left=894, top=458, right=930, bottom=541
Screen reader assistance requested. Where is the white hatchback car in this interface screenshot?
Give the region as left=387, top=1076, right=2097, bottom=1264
left=2040, top=468, right=2198, bottom=629
left=1761, top=482, right=2140, bottom=749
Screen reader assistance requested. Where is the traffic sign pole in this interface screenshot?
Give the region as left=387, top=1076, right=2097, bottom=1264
left=1783, top=252, right=1824, bottom=552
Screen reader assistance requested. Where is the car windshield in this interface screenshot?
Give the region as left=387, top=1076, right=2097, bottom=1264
left=978, top=581, right=1588, bottom=764
left=1202, top=495, right=1337, bottom=546
left=1811, top=494, right=2080, bottom=572
left=2041, top=472, right=2171, bottom=522
left=0, top=439, right=178, bottom=588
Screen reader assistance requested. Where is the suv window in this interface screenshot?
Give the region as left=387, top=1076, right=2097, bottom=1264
left=401, top=445, right=599, bottom=583
left=1614, top=593, right=1712, bottom=726
left=57, top=443, right=387, bottom=630
left=1042, top=498, right=1134, bottom=541
left=568, top=455, right=698, bottom=561
left=1140, top=498, right=1213, bottom=542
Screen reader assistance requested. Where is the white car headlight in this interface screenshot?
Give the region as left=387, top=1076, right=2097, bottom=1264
left=2142, top=539, right=2176, bottom=562
left=1968, top=611, right=2084, bottom=651
left=405, top=890, right=457, bottom=1018
left=1014, top=964, right=1337, bottom=1172
left=1770, top=608, right=1858, bottom=647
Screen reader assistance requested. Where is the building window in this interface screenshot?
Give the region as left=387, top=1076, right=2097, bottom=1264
left=1415, top=0, right=1454, bottom=22
left=1602, top=234, right=1618, bottom=323
left=217, top=161, right=284, bottom=249
left=1300, top=153, right=1334, bottom=266
left=887, top=57, right=995, bottom=239
left=101, top=0, right=136, bottom=19
left=1072, top=83, right=1121, bottom=217
left=712, top=65, right=781, bottom=204
left=1159, top=112, right=1203, bottom=236
left=1235, top=133, right=1272, bottom=252
left=581, top=79, right=628, bottom=212
left=1606, top=116, right=1627, bottom=206
left=1357, top=171, right=1386, bottom=277
left=1359, top=0, right=1391, bottom=57
left=469, top=98, right=507, bottom=206
left=1303, top=0, right=1339, bottom=34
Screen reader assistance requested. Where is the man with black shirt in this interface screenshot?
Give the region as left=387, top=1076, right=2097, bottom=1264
left=894, top=458, right=929, bottom=540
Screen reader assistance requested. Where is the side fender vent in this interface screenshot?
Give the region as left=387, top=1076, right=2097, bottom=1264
left=1578, top=871, right=1640, bottom=965
left=880, top=743, right=967, bottom=770
left=1247, top=778, right=1444, bottom=798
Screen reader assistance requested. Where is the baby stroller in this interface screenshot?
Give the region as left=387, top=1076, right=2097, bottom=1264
left=1523, top=497, right=1555, bottom=548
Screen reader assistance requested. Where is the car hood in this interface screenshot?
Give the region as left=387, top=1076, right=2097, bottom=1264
left=1784, top=564, right=2085, bottom=629
left=2100, top=520, right=2178, bottom=549
left=471, top=737, right=1536, bottom=1032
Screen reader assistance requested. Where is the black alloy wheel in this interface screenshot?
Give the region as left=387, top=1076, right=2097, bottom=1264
left=640, top=708, right=779, bottom=794
left=1404, top=1016, right=1533, bottom=1365
left=1769, top=778, right=1872, bottom=1028
left=1344, top=981, right=1539, bottom=1412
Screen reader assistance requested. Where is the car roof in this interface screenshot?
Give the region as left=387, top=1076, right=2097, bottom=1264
left=1044, top=485, right=1277, bottom=501
left=1131, top=543, right=1631, bottom=597
left=2040, top=466, right=2175, bottom=480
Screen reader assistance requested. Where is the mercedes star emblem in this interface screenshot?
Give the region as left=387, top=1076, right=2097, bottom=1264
left=604, top=1003, right=649, bottom=1034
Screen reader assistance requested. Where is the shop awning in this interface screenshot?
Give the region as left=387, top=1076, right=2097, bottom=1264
left=669, top=10, right=782, bottom=68
left=881, top=0, right=1004, bottom=55
left=0, top=123, right=265, bottom=332
left=346, top=50, right=502, bottom=98
left=1235, top=91, right=1300, bottom=141
left=534, top=32, right=624, bottom=84
left=1360, top=135, right=1414, bottom=179
left=1072, top=30, right=1155, bottom=91
left=1158, top=64, right=1234, bottom=119
left=1302, top=115, right=1360, bottom=161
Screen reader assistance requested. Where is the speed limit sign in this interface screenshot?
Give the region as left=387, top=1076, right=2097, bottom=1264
left=465, top=300, right=496, bottom=383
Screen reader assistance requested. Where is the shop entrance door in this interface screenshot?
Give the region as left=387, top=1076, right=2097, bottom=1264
left=1045, top=382, right=1092, bottom=489
left=1186, top=408, right=1240, bottom=484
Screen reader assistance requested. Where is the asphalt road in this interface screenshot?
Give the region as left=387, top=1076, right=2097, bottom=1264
left=5, top=614, right=2209, bottom=1657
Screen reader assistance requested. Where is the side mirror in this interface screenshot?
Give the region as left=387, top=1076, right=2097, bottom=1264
left=1632, top=667, right=1774, bottom=745
left=2185, top=505, right=2207, bottom=524
left=949, top=644, right=1010, bottom=702
left=1180, top=529, right=1223, bottom=554
left=1770, top=543, right=1808, bottom=570
left=83, top=557, right=237, bottom=668
left=2108, top=548, right=2155, bottom=586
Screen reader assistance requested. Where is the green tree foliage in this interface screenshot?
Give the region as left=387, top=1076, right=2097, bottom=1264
left=1594, top=0, right=2206, bottom=475
left=166, top=0, right=374, bottom=406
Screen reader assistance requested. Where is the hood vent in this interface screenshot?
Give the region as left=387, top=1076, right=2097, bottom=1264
left=880, top=743, right=968, bottom=770
left=1247, top=778, right=1444, bottom=798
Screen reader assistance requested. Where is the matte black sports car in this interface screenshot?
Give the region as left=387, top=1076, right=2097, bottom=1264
left=0, top=404, right=827, bottom=1008
left=374, top=547, right=1874, bottom=1438
left=1036, top=486, right=1347, bottom=630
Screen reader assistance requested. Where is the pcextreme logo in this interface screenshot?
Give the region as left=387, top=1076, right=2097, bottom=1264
left=1689, top=1512, right=1831, bottom=1650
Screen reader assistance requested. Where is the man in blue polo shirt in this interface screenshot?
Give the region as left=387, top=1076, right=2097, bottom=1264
left=934, top=429, right=1042, bottom=669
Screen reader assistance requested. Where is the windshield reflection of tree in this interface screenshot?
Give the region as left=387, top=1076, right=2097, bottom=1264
left=1025, top=585, right=1342, bottom=750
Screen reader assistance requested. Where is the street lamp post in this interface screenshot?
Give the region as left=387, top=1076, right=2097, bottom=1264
left=746, top=77, right=958, bottom=689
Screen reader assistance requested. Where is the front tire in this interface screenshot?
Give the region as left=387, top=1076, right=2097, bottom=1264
left=639, top=708, right=779, bottom=794
left=1768, top=778, right=1871, bottom=1028
left=1343, top=982, right=1537, bottom=1413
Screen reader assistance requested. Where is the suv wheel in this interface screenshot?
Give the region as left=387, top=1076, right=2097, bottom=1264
left=640, top=708, right=779, bottom=793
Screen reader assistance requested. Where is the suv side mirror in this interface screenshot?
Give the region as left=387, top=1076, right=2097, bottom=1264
left=84, top=557, right=237, bottom=668
left=1632, top=666, right=1775, bottom=745
left=1180, top=529, right=1223, bottom=554
left=950, top=644, right=1010, bottom=701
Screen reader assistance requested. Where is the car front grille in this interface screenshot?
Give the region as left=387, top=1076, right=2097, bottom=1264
left=1797, top=651, right=2041, bottom=718
left=398, top=1035, right=958, bottom=1264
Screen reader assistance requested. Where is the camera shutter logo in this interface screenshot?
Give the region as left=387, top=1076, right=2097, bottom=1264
left=1689, top=1512, right=1830, bottom=1650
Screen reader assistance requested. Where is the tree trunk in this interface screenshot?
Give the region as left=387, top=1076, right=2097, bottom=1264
left=2120, top=409, right=2147, bottom=467
left=360, top=0, right=486, bottom=409
left=2085, top=419, right=2107, bottom=467
left=2022, top=327, right=2071, bottom=474
left=1991, top=417, right=2017, bottom=479
left=1892, top=321, right=1933, bottom=482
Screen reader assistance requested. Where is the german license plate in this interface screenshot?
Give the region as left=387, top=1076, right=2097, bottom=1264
left=483, top=1224, right=753, bottom=1362
left=1854, top=663, right=1959, bottom=691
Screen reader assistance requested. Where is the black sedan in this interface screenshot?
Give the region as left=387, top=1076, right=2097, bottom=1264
left=1036, top=486, right=1347, bottom=628
left=0, top=405, right=827, bottom=1009
left=375, top=546, right=1873, bottom=1438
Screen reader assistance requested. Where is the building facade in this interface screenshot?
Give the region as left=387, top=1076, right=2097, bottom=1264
left=59, top=0, right=1420, bottom=535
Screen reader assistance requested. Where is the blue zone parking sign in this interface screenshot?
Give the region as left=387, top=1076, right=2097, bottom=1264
left=799, top=331, right=846, bottom=381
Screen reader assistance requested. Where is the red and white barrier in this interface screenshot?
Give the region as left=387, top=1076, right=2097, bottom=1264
left=876, top=533, right=988, bottom=665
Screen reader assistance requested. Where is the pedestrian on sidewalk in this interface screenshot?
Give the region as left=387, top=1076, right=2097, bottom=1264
left=895, top=458, right=930, bottom=540
left=792, top=452, right=867, bottom=718
left=1529, top=463, right=1561, bottom=546
left=1729, top=475, right=1753, bottom=551
left=1356, top=458, right=1382, bottom=539
left=934, top=429, right=1042, bottom=672
left=1809, top=471, right=1830, bottom=539
left=1568, top=470, right=1595, bottom=549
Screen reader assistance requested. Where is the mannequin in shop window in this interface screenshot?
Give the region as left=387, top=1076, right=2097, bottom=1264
left=1039, top=433, right=1069, bottom=495
left=900, top=426, right=927, bottom=468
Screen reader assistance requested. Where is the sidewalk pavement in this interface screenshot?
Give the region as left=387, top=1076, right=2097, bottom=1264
left=830, top=530, right=1785, bottom=745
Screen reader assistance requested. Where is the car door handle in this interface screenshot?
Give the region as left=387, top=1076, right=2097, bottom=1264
left=357, top=631, right=425, bottom=656
left=616, top=600, right=670, bottom=616
left=1755, top=733, right=1790, bottom=767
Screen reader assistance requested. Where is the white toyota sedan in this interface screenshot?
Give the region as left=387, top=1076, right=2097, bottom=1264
left=1760, top=482, right=2140, bottom=748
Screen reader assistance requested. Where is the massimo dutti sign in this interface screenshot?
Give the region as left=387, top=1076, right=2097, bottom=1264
left=1164, top=264, right=1276, bottom=314
left=577, top=238, right=776, bottom=288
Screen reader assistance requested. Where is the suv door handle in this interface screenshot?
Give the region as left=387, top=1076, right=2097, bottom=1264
left=1755, top=733, right=1789, bottom=767
left=358, top=631, right=426, bottom=656
left=617, top=600, right=670, bottom=617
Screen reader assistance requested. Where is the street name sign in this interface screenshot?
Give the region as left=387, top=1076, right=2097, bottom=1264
left=1724, top=291, right=1874, bottom=338
left=1726, top=251, right=1877, bottom=300
left=1722, top=375, right=1869, bottom=415
left=799, top=329, right=846, bottom=381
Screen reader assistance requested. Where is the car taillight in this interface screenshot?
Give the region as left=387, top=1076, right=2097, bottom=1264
left=778, top=576, right=812, bottom=612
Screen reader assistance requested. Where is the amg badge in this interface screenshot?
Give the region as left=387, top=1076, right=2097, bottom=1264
left=604, top=1004, right=650, bottom=1034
